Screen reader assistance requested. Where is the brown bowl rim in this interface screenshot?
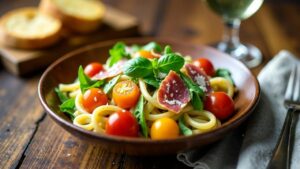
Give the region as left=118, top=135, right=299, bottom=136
left=38, top=37, right=260, bottom=144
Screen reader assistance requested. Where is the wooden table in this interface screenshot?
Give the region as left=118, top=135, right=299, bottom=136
left=1, top=0, right=300, bottom=168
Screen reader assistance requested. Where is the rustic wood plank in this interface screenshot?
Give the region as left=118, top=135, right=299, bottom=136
left=19, top=117, right=89, bottom=169
left=0, top=74, right=44, bottom=168
left=1, top=1, right=299, bottom=169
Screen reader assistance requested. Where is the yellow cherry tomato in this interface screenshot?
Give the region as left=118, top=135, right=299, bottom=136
left=150, top=117, right=179, bottom=140
left=135, top=50, right=158, bottom=59
left=112, top=80, right=140, bottom=109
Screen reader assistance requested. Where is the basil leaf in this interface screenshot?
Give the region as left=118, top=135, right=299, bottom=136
left=133, top=96, right=148, bottom=138
left=179, top=115, right=193, bottom=136
left=123, top=57, right=153, bottom=78
left=78, top=66, right=104, bottom=93
left=215, top=68, right=235, bottom=85
left=103, top=75, right=120, bottom=94
left=163, top=45, right=173, bottom=54
left=107, top=42, right=130, bottom=67
left=142, top=42, right=162, bottom=52
left=143, top=76, right=160, bottom=88
left=158, top=53, right=184, bottom=73
left=191, top=92, right=203, bottom=111
left=180, top=72, right=204, bottom=97
left=59, top=98, right=76, bottom=120
left=54, top=87, right=68, bottom=103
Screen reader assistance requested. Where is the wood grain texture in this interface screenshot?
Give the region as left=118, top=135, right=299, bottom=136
left=0, top=74, right=44, bottom=169
left=0, top=0, right=300, bottom=169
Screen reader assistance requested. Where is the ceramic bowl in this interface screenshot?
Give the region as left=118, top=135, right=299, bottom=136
left=38, top=38, right=260, bottom=155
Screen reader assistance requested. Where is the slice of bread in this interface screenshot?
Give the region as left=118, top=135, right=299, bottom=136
left=0, top=7, right=62, bottom=49
left=39, top=0, right=105, bottom=34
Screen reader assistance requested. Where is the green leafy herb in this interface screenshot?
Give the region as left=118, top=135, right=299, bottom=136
left=103, top=75, right=120, bottom=94
left=191, top=92, right=203, bottom=111
left=179, top=115, right=193, bottom=136
left=180, top=72, right=204, bottom=111
left=59, top=98, right=76, bottom=120
left=107, top=42, right=130, bottom=67
left=130, top=77, right=139, bottom=84
left=215, top=68, right=234, bottom=85
left=180, top=72, right=204, bottom=97
left=54, top=87, right=68, bottom=103
left=78, top=66, right=104, bottom=93
left=123, top=57, right=153, bottom=78
left=142, top=42, right=162, bottom=52
left=157, top=53, right=185, bottom=73
left=143, top=76, right=160, bottom=88
left=163, top=45, right=173, bottom=54
left=133, top=96, right=148, bottom=138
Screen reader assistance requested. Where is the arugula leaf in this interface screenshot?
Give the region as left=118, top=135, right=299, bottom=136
left=54, top=87, right=68, bottom=103
left=107, top=42, right=130, bottom=67
left=191, top=92, right=203, bottom=111
left=133, top=96, right=148, bottom=138
left=103, top=75, right=120, bottom=94
left=215, top=68, right=234, bottom=85
left=158, top=53, right=184, bottom=73
left=59, top=98, right=76, bottom=120
left=179, top=115, right=193, bottom=136
left=123, top=57, right=153, bottom=78
left=163, top=45, right=173, bottom=54
left=180, top=72, right=204, bottom=97
left=180, top=72, right=205, bottom=111
left=78, top=66, right=104, bottom=93
left=142, top=42, right=162, bottom=52
left=143, top=76, right=160, bottom=88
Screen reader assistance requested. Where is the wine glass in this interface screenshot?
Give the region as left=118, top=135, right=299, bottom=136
left=205, top=0, right=264, bottom=68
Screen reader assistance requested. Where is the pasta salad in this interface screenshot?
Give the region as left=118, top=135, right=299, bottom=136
left=55, top=42, right=236, bottom=139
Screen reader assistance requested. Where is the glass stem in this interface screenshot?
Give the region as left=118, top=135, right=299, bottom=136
left=223, top=19, right=241, bottom=52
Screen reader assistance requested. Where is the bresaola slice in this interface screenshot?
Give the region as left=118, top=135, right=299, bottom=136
left=185, top=64, right=212, bottom=93
left=93, top=60, right=125, bottom=80
left=157, top=71, right=190, bottom=113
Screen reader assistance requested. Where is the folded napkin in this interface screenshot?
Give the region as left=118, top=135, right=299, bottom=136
left=177, top=50, right=300, bottom=169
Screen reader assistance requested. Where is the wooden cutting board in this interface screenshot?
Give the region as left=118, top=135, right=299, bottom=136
left=0, top=5, right=139, bottom=76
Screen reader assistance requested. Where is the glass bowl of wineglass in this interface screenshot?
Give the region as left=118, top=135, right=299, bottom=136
left=205, top=0, right=264, bottom=68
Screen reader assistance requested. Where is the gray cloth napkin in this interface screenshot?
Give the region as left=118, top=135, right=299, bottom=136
left=177, top=50, right=300, bottom=169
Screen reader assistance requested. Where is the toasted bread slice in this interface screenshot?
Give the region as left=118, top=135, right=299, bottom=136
left=0, top=7, right=62, bottom=49
left=39, top=0, right=105, bottom=33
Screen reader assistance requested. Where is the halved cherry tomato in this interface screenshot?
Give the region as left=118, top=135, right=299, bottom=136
left=106, top=110, right=139, bottom=137
left=112, top=80, right=140, bottom=109
left=204, top=92, right=234, bottom=121
left=134, top=50, right=158, bottom=59
left=193, top=58, right=215, bottom=76
left=84, top=62, right=104, bottom=77
left=82, top=88, right=108, bottom=113
left=150, top=117, right=179, bottom=140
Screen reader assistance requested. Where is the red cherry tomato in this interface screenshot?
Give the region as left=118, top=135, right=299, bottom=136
left=193, top=58, right=215, bottom=76
left=204, top=92, right=234, bottom=121
left=82, top=88, right=108, bottom=113
left=84, top=62, right=104, bottom=77
left=106, top=110, right=139, bottom=137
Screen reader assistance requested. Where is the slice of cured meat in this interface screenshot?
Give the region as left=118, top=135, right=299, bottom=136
left=92, top=60, right=125, bottom=80
left=157, top=71, right=190, bottom=113
left=185, top=64, right=212, bottom=93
